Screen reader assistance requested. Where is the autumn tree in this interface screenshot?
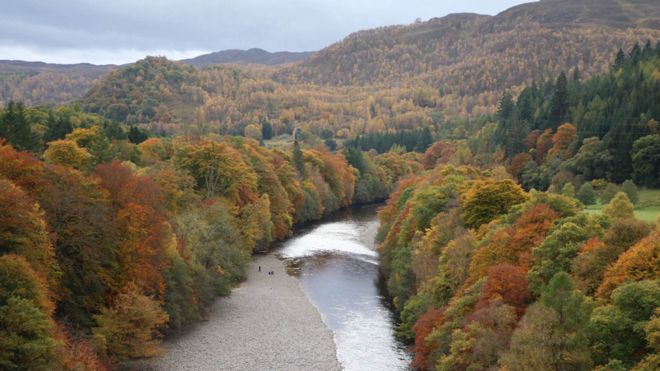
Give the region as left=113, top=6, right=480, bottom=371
left=92, top=283, right=168, bottom=360
left=0, top=255, right=60, bottom=370
left=460, top=179, right=527, bottom=229
left=502, top=272, right=593, bottom=371
left=0, top=178, right=59, bottom=290
left=43, top=139, right=93, bottom=171
left=549, top=123, right=577, bottom=159
left=598, top=231, right=660, bottom=299
left=603, top=192, right=635, bottom=221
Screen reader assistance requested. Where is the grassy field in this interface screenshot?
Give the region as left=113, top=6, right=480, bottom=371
left=584, top=189, right=660, bottom=223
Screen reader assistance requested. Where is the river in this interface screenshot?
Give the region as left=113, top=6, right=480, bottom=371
left=278, top=204, right=412, bottom=371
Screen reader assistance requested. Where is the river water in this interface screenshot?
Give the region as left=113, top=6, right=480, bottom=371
left=278, top=205, right=412, bottom=371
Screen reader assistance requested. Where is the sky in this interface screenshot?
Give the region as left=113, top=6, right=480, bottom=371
left=1, top=0, right=533, bottom=65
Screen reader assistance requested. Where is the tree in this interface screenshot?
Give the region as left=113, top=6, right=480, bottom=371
left=603, top=192, right=635, bottom=221
left=0, top=179, right=59, bottom=290
left=92, top=283, right=168, bottom=360
left=528, top=222, right=589, bottom=292
left=412, top=307, right=446, bottom=370
left=128, top=126, right=148, bottom=144
left=576, top=183, right=597, bottom=205
left=0, top=101, right=37, bottom=152
left=550, top=72, right=569, bottom=127
left=500, top=303, right=561, bottom=371
left=503, top=273, right=593, bottom=371
left=600, top=183, right=620, bottom=204
left=588, top=280, right=660, bottom=367
left=293, top=140, right=305, bottom=177
left=549, top=123, right=577, bottom=159
left=631, top=135, right=660, bottom=188
left=621, top=180, right=639, bottom=205
left=597, top=231, right=660, bottom=300
left=43, top=140, right=93, bottom=171
left=561, top=182, right=575, bottom=198
left=0, top=255, right=60, bottom=370
left=261, top=121, right=273, bottom=140
left=567, top=137, right=612, bottom=181
left=422, top=141, right=455, bottom=169
left=460, top=179, right=527, bottom=229
left=44, top=112, right=73, bottom=143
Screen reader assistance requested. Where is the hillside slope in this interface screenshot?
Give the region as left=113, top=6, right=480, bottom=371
left=0, top=61, right=115, bottom=106
left=277, top=0, right=660, bottom=97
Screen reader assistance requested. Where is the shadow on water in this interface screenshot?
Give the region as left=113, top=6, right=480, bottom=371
left=276, top=203, right=412, bottom=371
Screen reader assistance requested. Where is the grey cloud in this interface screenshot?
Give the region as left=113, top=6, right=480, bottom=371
left=0, top=0, right=532, bottom=63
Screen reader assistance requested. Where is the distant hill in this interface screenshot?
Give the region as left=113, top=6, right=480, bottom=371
left=277, top=0, right=660, bottom=97
left=0, top=60, right=115, bottom=106
left=182, top=48, right=313, bottom=66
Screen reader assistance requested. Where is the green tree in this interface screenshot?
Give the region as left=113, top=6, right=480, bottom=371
left=621, top=180, right=639, bottom=205
left=631, top=135, right=660, bottom=188
left=576, top=182, right=597, bottom=205
left=293, top=140, right=305, bottom=177
left=562, top=182, right=575, bottom=198
left=550, top=72, right=569, bottom=127
left=600, top=183, right=620, bottom=204
left=261, top=121, right=273, bottom=140
left=0, top=255, right=60, bottom=370
left=589, top=280, right=660, bottom=367
left=128, top=126, right=149, bottom=144
left=503, top=273, right=593, bottom=371
left=0, top=101, right=38, bottom=152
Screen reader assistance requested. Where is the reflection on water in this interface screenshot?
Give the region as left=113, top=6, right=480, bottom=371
left=278, top=205, right=412, bottom=371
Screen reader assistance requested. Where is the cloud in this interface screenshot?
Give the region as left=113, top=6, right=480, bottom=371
left=0, top=0, right=533, bottom=64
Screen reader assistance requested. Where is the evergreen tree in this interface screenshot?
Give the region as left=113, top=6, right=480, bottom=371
left=44, top=112, right=73, bottom=143
left=293, top=140, right=305, bottom=177
left=261, top=121, right=273, bottom=140
left=549, top=72, right=569, bottom=127
left=0, top=101, right=37, bottom=152
left=613, top=49, right=626, bottom=69
left=128, top=126, right=149, bottom=144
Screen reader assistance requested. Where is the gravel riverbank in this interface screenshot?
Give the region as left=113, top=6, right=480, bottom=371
left=134, top=253, right=341, bottom=371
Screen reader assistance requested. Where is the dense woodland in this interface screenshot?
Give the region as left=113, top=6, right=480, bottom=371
left=377, top=164, right=659, bottom=370
left=0, top=104, right=421, bottom=368
left=1, top=0, right=660, bottom=369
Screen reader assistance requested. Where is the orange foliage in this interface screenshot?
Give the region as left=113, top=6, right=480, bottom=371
left=597, top=230, right=660, bottom=300
left=412, top=307, right=447, bottom=370
left=549, top=123, right=577, bottom=159
left=477, top=264, right=531, bottom=317
left=422, top=141, right=456, bottom=169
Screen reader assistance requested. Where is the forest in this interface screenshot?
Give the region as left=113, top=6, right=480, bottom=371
left=374, top=45, right=660, bottom=371
left=0, top=100, right=422, bottom=368
left=1, top=0, right=659, bottom=368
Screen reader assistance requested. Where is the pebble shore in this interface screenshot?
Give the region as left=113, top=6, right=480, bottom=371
left=134, top=253, right=341, bottom=371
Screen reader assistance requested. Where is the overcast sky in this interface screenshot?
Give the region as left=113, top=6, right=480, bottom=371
left=1, top=0, right=533, bottom=65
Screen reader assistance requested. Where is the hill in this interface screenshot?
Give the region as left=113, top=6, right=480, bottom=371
left=277, top=0, right=660, bottom=101
left=182, top=48, right=313, bottom=66
left=0, top=60, right=115, bottom=106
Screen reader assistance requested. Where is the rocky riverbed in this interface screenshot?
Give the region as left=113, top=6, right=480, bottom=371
left=134, top=253, right=340, bottom=371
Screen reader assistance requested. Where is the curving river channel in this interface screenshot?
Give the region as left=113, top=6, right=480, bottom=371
left=278, top=204, right=412, bottom=371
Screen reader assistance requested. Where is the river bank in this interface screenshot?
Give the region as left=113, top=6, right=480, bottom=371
left=133, top=253, right=341, bottom=371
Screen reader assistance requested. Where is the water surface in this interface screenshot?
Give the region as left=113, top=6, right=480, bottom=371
left=278, top=205, right=412, bottom=371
